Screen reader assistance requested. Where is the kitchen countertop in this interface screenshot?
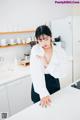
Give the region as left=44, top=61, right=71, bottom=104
left=0, top=55, right=72, bottom=86
left=0, top=64, right=30, bottom=86
left=6, top=86, right=80, bottom=120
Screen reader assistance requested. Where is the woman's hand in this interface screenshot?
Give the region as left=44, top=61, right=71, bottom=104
left=40, top=96, right=52, bottom=107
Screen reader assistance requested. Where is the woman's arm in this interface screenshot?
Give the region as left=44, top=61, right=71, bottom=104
left=30, top=50, right=50, bottom=99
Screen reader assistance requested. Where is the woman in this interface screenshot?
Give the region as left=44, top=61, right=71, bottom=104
left=30, top=25, right=68, bottom=107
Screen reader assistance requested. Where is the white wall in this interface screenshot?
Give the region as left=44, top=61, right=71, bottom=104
left=0, top=0, right=74, bottom=32
left=0, top=0, right=79, bottom=67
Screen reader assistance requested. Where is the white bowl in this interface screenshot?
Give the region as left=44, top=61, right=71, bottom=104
left=9, top=39, right=16, bottom=45
left=16, top=38, right=22, bottom=44
left=0, top=39, right=8, bottom=46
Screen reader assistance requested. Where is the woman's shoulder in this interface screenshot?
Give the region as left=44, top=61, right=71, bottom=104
left=31, top=44, right=39, bottom=53
left=31, top=44, right=44, bottom=57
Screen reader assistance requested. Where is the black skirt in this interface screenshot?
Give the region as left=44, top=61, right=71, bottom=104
left=31, top=74, right=60, bottom=103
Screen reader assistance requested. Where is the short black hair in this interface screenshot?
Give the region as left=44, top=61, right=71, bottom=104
left=35, top=25, right=52, bottom=39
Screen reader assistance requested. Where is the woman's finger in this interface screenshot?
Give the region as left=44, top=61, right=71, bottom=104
left=40, top=96, right=52, bottom=107
left=41, top=99, right=46, bottom=107
left=46, top=98, right=51, bottom=106
left=45, top=96, right=51, bottom=103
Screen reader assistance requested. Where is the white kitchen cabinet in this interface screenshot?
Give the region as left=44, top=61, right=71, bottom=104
left=51, top=17, right=73, bottom=86
left=0, top=85, right=10, bottom=119
left=6, top=75, right=32, bottom=116
left=51, top=16, right=73, bottom=56
left=60, top=60, right=72, bottom=88
left=51, top=16, right=80, bottom=83
left=25, top=76, right=33, bottom=106
left=73, top=16, right=80, bottom=81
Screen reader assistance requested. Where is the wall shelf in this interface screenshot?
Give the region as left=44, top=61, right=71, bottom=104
left=0, top=29, right=35, bottom=48
left=0, top=43, right=30, bottom=48
left=0, top=29, right=35, bottom=35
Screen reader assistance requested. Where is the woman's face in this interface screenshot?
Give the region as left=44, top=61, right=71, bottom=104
left=37, top=34, right=52, bottom=49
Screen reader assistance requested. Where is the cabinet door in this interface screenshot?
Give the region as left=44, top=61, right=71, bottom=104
left=51, top=17, right=73, bottom=86
left=73, top=16, right=80, bottom=81
left=60, top=61, right=72, bottom=88
left=6, top=76, right=32, bottom=116
left=0, top=86, right=10, bottom=119
left=25, top=76, right=33, bottom=106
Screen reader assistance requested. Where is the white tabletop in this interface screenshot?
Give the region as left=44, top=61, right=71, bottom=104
left=6, top=86, right=80, bottom=120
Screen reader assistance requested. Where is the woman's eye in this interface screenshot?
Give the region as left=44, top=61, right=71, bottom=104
left=38, top=37, right=49, bottom=42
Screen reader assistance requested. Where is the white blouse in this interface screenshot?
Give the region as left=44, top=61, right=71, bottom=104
left=30, top=44, right=69, bottom=99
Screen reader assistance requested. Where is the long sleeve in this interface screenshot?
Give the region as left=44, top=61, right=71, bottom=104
left=30, top=47, right=50, bottom=99
left=50, top=47, right=69, bottom=80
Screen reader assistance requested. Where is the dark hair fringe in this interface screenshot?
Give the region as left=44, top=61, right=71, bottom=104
left=35, top=25, right=52, bottom=39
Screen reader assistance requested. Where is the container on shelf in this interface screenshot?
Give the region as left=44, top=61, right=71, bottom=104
left=22, top=39, right=26, bottom=44
left=26, top=37, right=32, bottom=43
left=0, top=39, right=8, bottom=46
left=16, top=38, right=22, bottom=44
left=24, top=53, right=30, bottom=62
left=8, top=38, right=16, bottom=45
